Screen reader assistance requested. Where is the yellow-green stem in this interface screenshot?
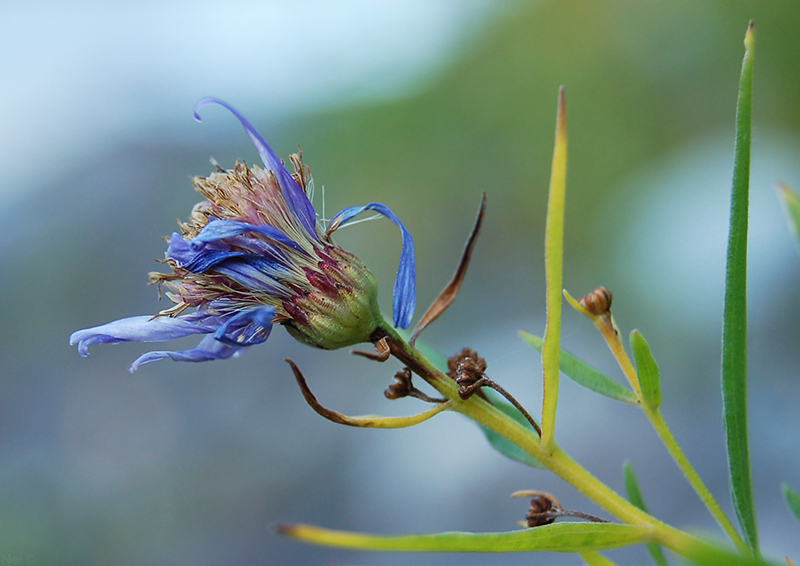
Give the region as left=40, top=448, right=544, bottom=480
left=646, top=408, right=751, bottom=556
left=596, top=320, right=643, bottom=400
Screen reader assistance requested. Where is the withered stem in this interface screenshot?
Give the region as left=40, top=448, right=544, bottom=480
left=461, top=378, right=542, bottom=437
left=409, top=389, right=447, bottom=404
left=527, top=509, right=609, bottom=527
left=352, top=336, right=391, bottom=362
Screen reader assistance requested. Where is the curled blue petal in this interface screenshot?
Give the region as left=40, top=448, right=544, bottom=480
left=130, top=334, right=242, bottom=373
left=193, top=98, right=318, bottom=239
left=330, top=203, right=416, bottom=328
left=168, top=233, right=248, bottom=272
left=189, top=219, right=304, bottom=254
left=213, top=306, right=274, bottom=346
left=168, top=232, right=289, bottom=274
left=69, top=314, right=221, bottom=357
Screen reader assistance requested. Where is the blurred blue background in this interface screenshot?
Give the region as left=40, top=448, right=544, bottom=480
left=2, top=1, right=800, bottom=564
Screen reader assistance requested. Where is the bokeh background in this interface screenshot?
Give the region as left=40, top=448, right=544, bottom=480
left=2, top=1, right=800, bottom=564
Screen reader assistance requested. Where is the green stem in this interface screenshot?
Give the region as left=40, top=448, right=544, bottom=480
left=646, top=408, right=751, bottom=556
left=376, top=322, right=716, bottom=560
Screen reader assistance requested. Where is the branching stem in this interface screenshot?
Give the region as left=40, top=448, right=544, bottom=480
left=372, top=322, right=721, bottom=560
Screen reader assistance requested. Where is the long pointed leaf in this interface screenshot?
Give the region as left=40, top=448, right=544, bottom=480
left=520, top=331, right=637, bottom=404
left=623, top=462, right=669, bottom=566
left=777, top=184, right=800, bottom=255
left=276, top=522, right=652, bottom=553
left=541, top=86, right=568, bottom=446
left=782, top=484, right=800, bottom=523
left=721, top=21, right=758, bottom=553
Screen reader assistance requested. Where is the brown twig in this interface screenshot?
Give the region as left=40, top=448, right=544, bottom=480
left=352, top=336, right=391, bottom=362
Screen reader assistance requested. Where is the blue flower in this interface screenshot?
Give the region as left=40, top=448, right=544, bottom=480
left=70, top=98, right=416, bottom=372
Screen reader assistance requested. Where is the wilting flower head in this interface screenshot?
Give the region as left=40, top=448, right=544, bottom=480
left=71, top=98, right=415, bottom=372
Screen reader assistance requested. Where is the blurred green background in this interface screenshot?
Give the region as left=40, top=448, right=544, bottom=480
left=2, top=1, right=799, bottom=565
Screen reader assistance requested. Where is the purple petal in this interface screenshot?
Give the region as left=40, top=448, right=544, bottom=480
left=193, top=98, right=318, bottom=239
left=70, top=314, right=220, bottom=357
left=330, top=203, right=416, bottom=329
left=168, top=232, right=288, bottom=274
left=129, top=335, right=242, bottom=373
left=189, top=219, right=305, bottom=254
left=214, top=259, right=289, bottom=296
left=168, top=233, right=248, bottom=272
left=213, top=306, right=274, bottom=346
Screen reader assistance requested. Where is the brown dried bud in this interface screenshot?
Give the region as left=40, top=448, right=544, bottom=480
left=385, top=368, right=413, bottom=400
left=455, top=358, right=485, bottom=388
left=579, top=287, right=613, bottom=317
left=446, top=348, right=487, bottom=380
left=525, top=492, right=562, bottom=527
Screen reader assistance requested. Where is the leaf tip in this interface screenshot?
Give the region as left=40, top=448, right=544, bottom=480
left=271, top=522, right=296, bottom=536
left=744, top=20, right=754, bottom=51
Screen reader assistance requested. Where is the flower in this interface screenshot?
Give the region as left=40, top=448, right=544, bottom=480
left=70, top=98, right=416, bottom=372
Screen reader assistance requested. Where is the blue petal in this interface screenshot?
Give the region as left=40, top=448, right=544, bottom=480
left=330, top=203, right=416, bottom=328
left=189, top=219, right=305, bottom=254
left=213, top=306, right=274, bottom=346
left=168, top=233, right=249, bottom=272
left=70, top=314, right=221, bottom=357
left=193, top=98, right=319, bottom=239
left=168, top=232, right=288, bottom=274
left=214, top=259, right=290, bottom=296
left=128, top=306, right=274, bottom=372
left=129, top=335, right=242, bottom=373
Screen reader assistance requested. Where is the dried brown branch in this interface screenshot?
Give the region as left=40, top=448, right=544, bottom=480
left=352, top=336, right=391, bottom=362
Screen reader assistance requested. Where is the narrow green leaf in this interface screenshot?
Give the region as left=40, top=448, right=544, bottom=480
left=630, top=331, right=661, bottom=411
left=479, top=390, right=545, bottom=469
left=721, top=21, right=758, bottom=553
left=520, top=331, right=637, bottom=404
left=777, top=184, right=800, bottom=255
left=623, top=462, right=669, bottom=566
left=581, top=551, right=620, bottom=566
left=541, top=86, right=568, bottom=446
left=275, top=522, right=652, bottom=553
left=782, top=483, right=800, bottom=523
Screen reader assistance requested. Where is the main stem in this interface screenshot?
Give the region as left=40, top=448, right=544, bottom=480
left=374, top=323, right=712, bottom=558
